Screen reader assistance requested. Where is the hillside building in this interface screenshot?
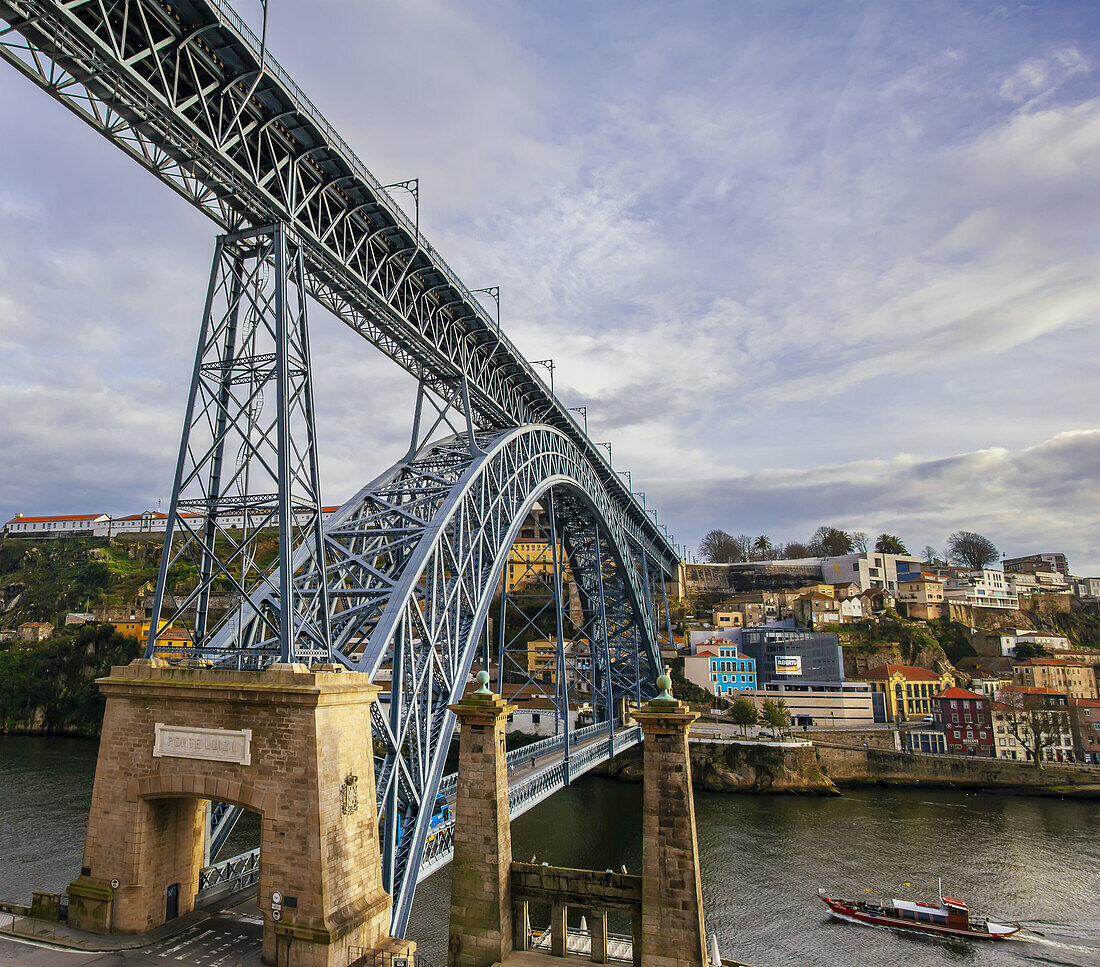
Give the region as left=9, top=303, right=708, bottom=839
left=683, top=644, right=757, bottom=699
left=1013, top=658, right=1098, bottom=701
left=895, top=572, right=945, bottom=620
left=858, top=664, right=955, bottom=722
left=932, top=687, right=993, bottom=756
left=821, top=551, right=923, bottom=593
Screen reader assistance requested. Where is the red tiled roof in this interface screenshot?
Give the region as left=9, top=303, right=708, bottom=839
left=1072, top=698, right=1100, bottom=708
left=6, top=513, right=105, bottom=524
left=694, top=650, right=717, bottom=657
left=1005, top=685, right=1060, bottom=694
left=1020, top=658, right=1084, bottom=667
left=861, top=664, right=945, bottom=681
left=939, top=687, right=983, bottom=700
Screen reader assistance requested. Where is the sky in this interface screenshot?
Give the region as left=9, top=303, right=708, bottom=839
left=1, top=1, right=1099, bottom=569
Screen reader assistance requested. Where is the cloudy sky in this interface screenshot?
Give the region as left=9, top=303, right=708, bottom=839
left=1, top=1, right=1099, bottom=569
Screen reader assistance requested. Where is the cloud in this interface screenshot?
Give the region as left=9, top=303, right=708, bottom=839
left=0, top=0, right=1098, bottom=574
left=999, top=47, right=1089, bottom=105
left=654, top=431, right=1100, bottom=573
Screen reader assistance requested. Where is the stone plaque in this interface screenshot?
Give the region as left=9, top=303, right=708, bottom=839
left=153, top=723, right=252, bottom=765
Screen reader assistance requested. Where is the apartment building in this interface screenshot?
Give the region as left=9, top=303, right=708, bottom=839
left=821, top=552, right=923, bottom=593
left=1013, top=659, right=1098, bottom=701
left=895, top=572, right=945, bottom=620
left=942, top=568, right=1019, bottom=610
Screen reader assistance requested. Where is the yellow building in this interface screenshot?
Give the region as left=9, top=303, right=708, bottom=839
left=711, top=609, right=744, bottom=629
left=1013, top=659, right=1098, bottom=700
left=506, top=540, right=571, bottom=592
left=797, top=584, right=835, bottom=599
left=524, top=638, right=589, bottom=689
left=896, top=573, right=945, bottom=620
left=110, top=617, right=191, bottom=646
left=859, top=664, right=955, bottom=721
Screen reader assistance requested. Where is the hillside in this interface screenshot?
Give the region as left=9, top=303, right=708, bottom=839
left=0, top=621, right=142, bottom=735
left=0, top=534, right=279, bottom=628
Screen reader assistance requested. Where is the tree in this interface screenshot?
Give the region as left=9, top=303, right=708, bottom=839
left=946, top=531, right=998, bottom=569
left=921, top=545, right=938, bottom=564
left=875, top=533, right=908, bottom=554
left=752, top=535, right=774, bottom=561
left=730, top=696, right=759, bottom=736
left=760, top=698, right=792, bottom=737
left=1012, top=642, right=1050, bottom=660
left=999, top=688, right=1068, bottom=768
left=809, top=526, right=853, bottom=557
left=850, top=531, right=869, bottom=552
left=699, top=529, right=747, bottom=563
left=782, top=541, right=814, bottom=560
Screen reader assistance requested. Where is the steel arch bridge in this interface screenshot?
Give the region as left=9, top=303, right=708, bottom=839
left=0, top=0, right=682, bottom=936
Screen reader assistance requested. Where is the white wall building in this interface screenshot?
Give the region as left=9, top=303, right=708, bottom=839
left=4, top=513, right=110, bottom=537
left=943, top=569, right=1019, bottom=610
left=820, top=552, right=924, bottom=593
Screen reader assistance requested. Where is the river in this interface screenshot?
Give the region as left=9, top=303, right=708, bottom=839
left=1, top=735, right=1097, bottom=966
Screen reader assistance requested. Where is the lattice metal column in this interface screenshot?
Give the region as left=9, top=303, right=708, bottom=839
left=145, top=223, right=332, bottom=666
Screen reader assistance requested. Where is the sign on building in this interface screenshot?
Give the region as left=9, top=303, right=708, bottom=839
left=774, top=655, right=802, bottom=676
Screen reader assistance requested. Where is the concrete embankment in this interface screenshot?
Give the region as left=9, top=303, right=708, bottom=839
left=597, top=739, right=840, bottom=795
left=815, top=742, right=1100, bottom=798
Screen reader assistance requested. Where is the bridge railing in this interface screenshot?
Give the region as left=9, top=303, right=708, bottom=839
left=437, top=721, right=610, bottom=799
left=196, top=849, right=261, bottom=904
left=419, top=725, right=643, bottom=881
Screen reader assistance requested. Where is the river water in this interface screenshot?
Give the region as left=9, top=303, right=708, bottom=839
left=2, top=735, right=1098, bottom=966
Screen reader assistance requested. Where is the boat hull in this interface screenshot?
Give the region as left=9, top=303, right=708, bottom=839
left=820, top=896, right=1020, bottom=940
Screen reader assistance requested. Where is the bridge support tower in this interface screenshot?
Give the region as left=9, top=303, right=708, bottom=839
left=633, top=678, right=707, bottom=967
left=447, top=675, right=516, bottom=967
left=67, top=659, right=411, bottom=967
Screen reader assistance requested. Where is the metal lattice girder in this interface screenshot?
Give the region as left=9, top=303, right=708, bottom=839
left=0, top=0, right=677, bottom=572
left=276, top=424, right=664, bottom=936
left=146, top=223, right=331, bottom=664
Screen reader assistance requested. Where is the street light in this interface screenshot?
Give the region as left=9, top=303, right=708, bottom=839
left=596, top=442, right=612, bottom=464
left=381, top=178, right=420, bottom=244
left=470, top=286, right=500, bottom=333
left=567, top=406, right=587, bottom=434
left=617, top=469, right=632, bottom=490
left=531, top=358, right=555, bottom=395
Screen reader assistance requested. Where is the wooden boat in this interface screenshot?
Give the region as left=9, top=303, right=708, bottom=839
left=818, top=884, right=1020, bottom=940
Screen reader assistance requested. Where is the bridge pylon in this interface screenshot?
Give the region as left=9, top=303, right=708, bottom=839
left=145, top=223, right=332, bottom=666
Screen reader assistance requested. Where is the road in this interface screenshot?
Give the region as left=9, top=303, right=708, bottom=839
left=0, top=913, right=261, bottom=967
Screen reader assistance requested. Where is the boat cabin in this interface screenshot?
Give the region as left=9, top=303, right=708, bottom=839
left=889, top=899, right=952, bottom=927
left=941, top=896, right=971, bottom=930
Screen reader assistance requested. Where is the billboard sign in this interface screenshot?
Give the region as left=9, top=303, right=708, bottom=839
left=774, top=655, right=802, bottom=676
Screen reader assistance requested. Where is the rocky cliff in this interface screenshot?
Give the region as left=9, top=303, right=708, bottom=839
left=597, top=739, right=839, bottom=795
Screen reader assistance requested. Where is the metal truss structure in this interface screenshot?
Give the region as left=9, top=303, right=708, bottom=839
left=0, top=0, right=683, bottom=939
left=147, top=222, right=332, bottom=665
left=0, top=0, right=676, bottom=574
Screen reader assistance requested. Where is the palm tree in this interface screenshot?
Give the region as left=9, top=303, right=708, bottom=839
left=753, top=535, right=773, bottom=561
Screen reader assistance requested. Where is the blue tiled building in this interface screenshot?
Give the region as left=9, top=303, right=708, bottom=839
left=685, top=643, right=757, bottom=697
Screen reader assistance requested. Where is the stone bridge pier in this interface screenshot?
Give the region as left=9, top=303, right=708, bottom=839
left=66, top=658, right=411, bottom=967
left=447, top=675, right=707, bottom=967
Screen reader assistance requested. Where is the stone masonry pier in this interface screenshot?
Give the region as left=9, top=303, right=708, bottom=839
left=66, top=658, right=411, bottom=967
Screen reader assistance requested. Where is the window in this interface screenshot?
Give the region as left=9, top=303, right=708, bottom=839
left=953, top=730, right=961, bottom=738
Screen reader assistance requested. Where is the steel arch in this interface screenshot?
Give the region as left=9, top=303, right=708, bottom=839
left=308, top=424, right=665, bottom=935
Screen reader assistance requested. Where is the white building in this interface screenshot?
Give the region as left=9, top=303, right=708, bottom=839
left=1072, top=577, right=1100, bottom=600
left=4, top=513, right=110, bottom=537
left=1015, top=631, right=1071, bottom=652
left=820, top=552, right=924, bottom=593
left=943, top=569, right=1019, bottom=610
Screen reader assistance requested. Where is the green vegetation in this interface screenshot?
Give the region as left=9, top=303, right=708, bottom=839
left=838, top=614, right=974, bottom=667
left=730, top=696, right=758, bottom=735
left=0, top=622, right=141, bottom=736
left=1047, top=604, right=1100, bottom=647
